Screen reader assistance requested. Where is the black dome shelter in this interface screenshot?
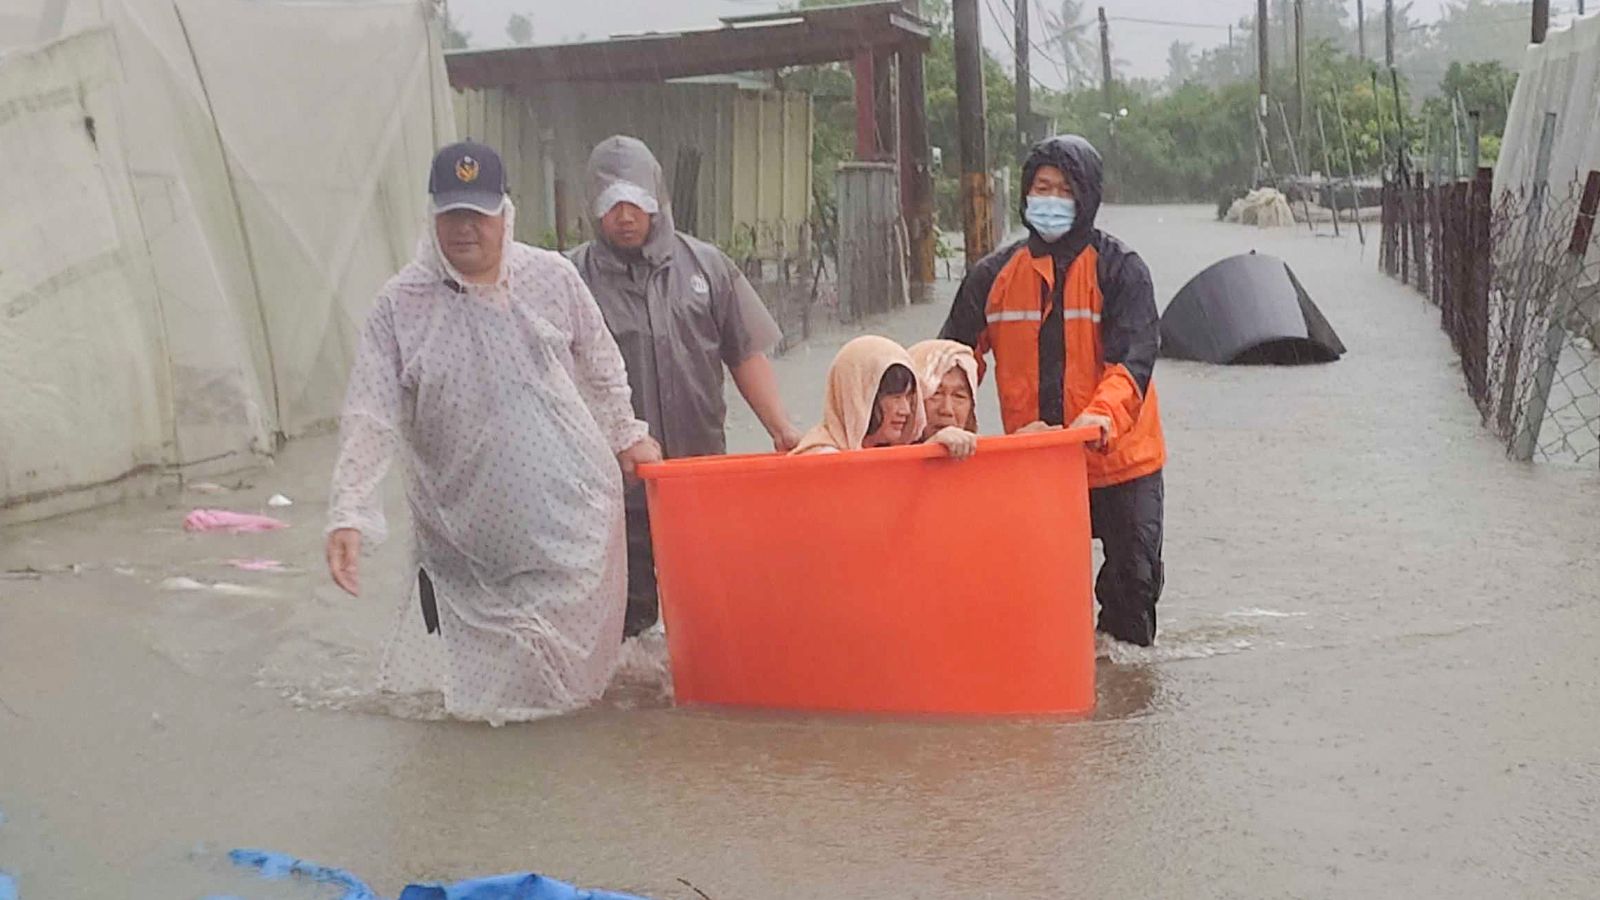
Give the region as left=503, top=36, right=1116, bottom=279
left=1160, top=252, right=1346, bottom=365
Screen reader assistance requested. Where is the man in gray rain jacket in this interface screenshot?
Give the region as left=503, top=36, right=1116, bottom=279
left=570, top=135, right=801, bottom=638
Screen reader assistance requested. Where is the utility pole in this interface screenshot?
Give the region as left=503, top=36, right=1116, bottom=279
left=1533, top=0, right=1550, bottom=43
left=1280, top=0, right=1290, bottom=64
left=1385, top=0, right=1395, bottom=70
left=899, top=0, right=936, bottom=291
left=1258, top=0, right=1269, bottom=93
left=1099, top=6, right=1112, bottom=110
left=1015, top=0, right=1031, bottom=162
left=953, top=0, right=993, bottom=264
left=1294, top=0, right=1306, bottom=144
left=1258, top=0, right=1270, bottom=182
left=1356, top=0, right=1366, bottom=62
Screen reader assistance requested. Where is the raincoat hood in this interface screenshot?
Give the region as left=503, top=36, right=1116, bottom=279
left=792, top=336, right=927, bottom=454
left=585, top=135, right=677, bottom=264
left=907, top=339, right=980, bottom=433
left=1020, top=134, right=1103, bottom=247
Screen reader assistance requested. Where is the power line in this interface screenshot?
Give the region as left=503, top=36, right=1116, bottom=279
left=1107, top=15, right=1233, bottom=30
left=984, top=0, right=1076, bottom=92
left=995, top=0, right=1082, bottom=83
left=1404, top=5, right=1576, bottom=32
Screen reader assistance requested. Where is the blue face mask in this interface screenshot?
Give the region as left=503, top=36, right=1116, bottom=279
left=1025, top=195, right=1077, bottom=242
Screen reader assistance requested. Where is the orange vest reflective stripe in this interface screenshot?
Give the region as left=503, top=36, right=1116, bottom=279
left=980, top=245, right=1166, bottom=488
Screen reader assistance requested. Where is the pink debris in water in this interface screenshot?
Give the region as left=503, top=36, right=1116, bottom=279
left=226, top=558, right=289, bottom=572
left=182, top=509, right=289, bottom=534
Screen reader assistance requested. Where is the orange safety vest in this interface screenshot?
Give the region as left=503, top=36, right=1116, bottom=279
left=977, top=245, right=1166, bottom=489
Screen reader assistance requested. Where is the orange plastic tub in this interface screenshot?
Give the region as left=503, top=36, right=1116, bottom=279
left=637, top=428, right=1097, bottom=716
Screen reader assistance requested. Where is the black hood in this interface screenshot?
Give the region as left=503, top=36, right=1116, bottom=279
left=1019, top=134, right=1104, bottom=249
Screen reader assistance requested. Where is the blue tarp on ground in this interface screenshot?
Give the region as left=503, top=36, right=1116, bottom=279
left=228, top=850, right=648, bottom=900
left=0, top=804, right=14, bottom=900
left=398, top=872, right=647, bottom=900
left=229, top=850, right=378, bottom=900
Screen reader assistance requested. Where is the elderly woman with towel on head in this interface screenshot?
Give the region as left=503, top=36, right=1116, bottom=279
left=908, top=338, right=1058, bottom=441
left=791, top=336, right=978, bottom=457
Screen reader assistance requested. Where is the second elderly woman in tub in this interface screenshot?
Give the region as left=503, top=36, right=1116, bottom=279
left=907, top=338, right=1060, bottom=442
left=791, top=336, right=978, bottom=457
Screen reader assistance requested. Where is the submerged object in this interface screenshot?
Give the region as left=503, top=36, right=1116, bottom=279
left=1161, top=252, right=1346, bottom=364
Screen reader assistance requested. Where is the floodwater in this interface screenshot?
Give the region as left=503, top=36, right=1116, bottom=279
left=2, top=206, right=1598, bottom=898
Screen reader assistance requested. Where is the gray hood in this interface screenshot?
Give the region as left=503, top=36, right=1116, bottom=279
left=584, top=135, right=677, bottom=263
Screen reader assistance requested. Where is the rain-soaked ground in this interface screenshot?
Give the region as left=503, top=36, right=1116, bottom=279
left=2, top=205, right=1598, bottom=899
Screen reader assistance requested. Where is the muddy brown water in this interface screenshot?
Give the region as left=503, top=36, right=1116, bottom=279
left=3, top=206, right=1597, bottom=898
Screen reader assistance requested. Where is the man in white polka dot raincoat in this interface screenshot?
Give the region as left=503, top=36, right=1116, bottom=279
left=323, top=141, right=661, bottom=723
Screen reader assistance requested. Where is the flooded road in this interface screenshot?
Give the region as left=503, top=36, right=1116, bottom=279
left=3, top=206, right=1598, bottom=898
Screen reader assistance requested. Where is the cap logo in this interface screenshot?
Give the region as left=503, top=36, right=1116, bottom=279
left=455, top=156, right=480, bottom=184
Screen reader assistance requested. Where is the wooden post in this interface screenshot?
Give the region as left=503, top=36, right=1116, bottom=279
left=1411, top=170, right=1429, bottom=295
left=954, top=0, right=993, bottom=264
left=1257, top=0, right=1269, bottom=96
left=1467, top=166, right=1493, bottom=404
left=1451, top=93, right=1466, bottom=182
left=1384, top=0, right=1395, bottom=70
left=1317, top=107, right=1341, bottom=236
left=1333, top=81, right=1365, bottom=245
left=837, top=163, right=910, bottom=319
left=1294, top=0, right=1306, bottom=143
left=553, top=177, right=569, bottom=251
left=1372, top=70, right=1389, bottom=178
left=1099, top=7, right=1112, bottom=109
left=1015, top=0, right=1031, bottom=163
left=874, top=50, right=898, bottom=162
left=1257, top=0, right=1270, bottom=183
left=1357, top=0, right=1366, bottom=61
left=1468, top=109, right=1481, bottom=175
left=1277, top=99, right=1315, bottom=231
left=853, top=50, right=879, bottom=160
left=899, top=47, right=937, bottom=293
left=1390, top=67, right=1410, bottom=191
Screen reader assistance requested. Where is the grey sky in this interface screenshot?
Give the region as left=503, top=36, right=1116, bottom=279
left=454, top=1, right=1547, bottom=85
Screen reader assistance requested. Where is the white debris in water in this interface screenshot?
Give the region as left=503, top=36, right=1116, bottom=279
left=160, top=576, right=277, bottom=599
left=609, top=627, right=675, bottom=708
left=267, top=494, right=293, bottom=508
left=161, top=577, right=207, bottom=592
left=210, top=582, right=277, bottom=599
left=1097, top=625, right=1262, bottom=664
left=1224, top=608, right=1309, bottom=619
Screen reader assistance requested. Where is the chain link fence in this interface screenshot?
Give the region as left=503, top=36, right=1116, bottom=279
left=1382, top=169, right=1600, bottom=466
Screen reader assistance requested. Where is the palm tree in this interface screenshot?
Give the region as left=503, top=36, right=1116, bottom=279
left=1044, top=0, right=1097, bottom=90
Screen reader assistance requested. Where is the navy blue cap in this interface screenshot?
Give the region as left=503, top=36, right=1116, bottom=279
left=428, top=139, right=507, bottom=214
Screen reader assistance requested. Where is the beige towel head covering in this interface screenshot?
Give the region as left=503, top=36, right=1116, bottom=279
left=908, top=339, right=980, bottom=433
left=791, top=335, right=927, bottom=454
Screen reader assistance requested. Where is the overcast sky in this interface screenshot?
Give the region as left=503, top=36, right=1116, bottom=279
left=449, top=0, right=1523, bottom=84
